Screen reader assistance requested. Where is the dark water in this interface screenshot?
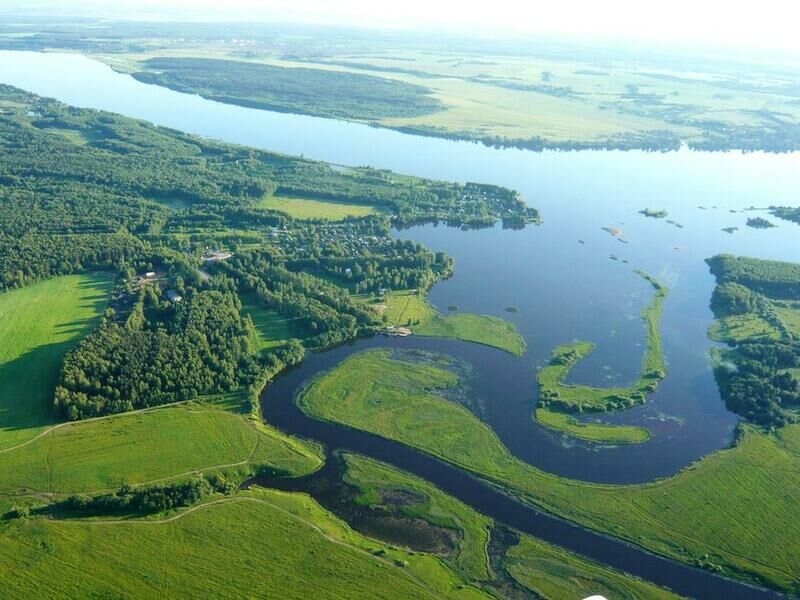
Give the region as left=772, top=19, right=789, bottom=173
left=257, top=337, right=780, bottom=600
left=1, top=51, right=798, bottom=597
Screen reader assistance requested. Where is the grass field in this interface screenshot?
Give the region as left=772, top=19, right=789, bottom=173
left=241, top=296, right=310, bottom=350
left=298, top=349, right=800, bottom=592
left=415, top=314, right=526, bottom=356
left=505, top=534, right=679, bottom=600
left=0, top=487, right=488, bottom=599
left=0, top=391, right=322, bottom=495
left=774, top=305, right=800, bottom=336
left=537, top=272, right=667, bottom=413
left=0, top=274, right=112, bottom=451
left=372, top=290, right=437, bottom=326
left=535, top=408, right=651, bottom=444
left=342, top=452, right=493, bottom=583
left=356, top=289, right=525, bottom=355
left=708, top=313, right=780, bottom=343
left=261, top=194, right=382, bottom=220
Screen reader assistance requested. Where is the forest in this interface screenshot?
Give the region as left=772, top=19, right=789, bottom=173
left=0, top=84, right=529, bottom=420
left=707, top=255, right=800, bottom=427
left=132, top=57, right=445, bottom=121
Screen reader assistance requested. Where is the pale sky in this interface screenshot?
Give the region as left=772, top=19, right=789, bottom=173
left=7, top=0, right=800, bottom=52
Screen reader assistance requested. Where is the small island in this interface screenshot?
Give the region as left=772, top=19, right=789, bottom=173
left=746, top=217, right=776, bottom=229
left=640, top=208, right=668, bottom=219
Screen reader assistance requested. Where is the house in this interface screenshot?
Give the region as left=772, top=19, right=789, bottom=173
left=166, top=289, right=183, bottom=303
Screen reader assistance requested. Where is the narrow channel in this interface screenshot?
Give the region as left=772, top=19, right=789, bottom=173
left=258, top=338, right=781, bottom=599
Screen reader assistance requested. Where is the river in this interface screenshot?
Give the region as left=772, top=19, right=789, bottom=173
left=1, top=50, right=797, bottom=598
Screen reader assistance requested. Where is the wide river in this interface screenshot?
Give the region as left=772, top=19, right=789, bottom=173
left=1, top=50, right=796, bottom=598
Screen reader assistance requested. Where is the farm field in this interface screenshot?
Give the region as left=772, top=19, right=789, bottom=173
left=0, top=274, right=112, bottom=451
left=261, top=194, right=382, bottom=220
left=365, top=289, right=437, bottom=326
left=0, top=391, right=322, bottom=495
left=0, top=487, right=487, bottom=600
left=298, top=348, right=800, bottom=593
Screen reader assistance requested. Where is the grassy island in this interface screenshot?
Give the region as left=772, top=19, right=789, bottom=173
left=297, top=348, right=800, bottom=593
left=535, top=407, right=651, bottom=444
left=532, top=271, right=667, bottom=442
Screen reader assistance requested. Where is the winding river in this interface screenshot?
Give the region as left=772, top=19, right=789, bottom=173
left=2, top=50, right=798, bottom=598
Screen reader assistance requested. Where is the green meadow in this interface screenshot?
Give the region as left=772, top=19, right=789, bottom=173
left=0, top=392, right=322, bottom=495
left=0, top=487, right=488, bottom=600
left=535, top=408, right=651, bottom=444
left=261, top=194, right=382, bottom=220
left=375, top=289, right=437, bottom=326
left=774, top=305, right=800, bottom=336
left=708, top=313, right=780, bottom=343
left=0, top=274, right=112, bottom=451
left=505, top=535, right=678, bottom=600
left=342, top=452, right=493, bottom=583
left=358, top=288, right=526, bottom=355
left=341, top=452, right=678, bottom=598
left=298, top=349, right=800, bottom=593
left=415, top=314, right=526, bottom=356
left=241, top=296, right=310, bottom=351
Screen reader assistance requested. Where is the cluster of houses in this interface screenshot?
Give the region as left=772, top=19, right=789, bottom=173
left=267, top=224, right=391, bottom=258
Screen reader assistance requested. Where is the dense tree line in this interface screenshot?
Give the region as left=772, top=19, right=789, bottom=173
left=715, top=339, right=800, bottom=427
left=213, top=250, right=376, bottom=349
left=133, top=57, right=445, bottom=121
left=56, top=476, right=231, bottom=516
left=771, top=207, right=800, bottom=226
left=708, top=254, right=800, bottom=427
left=55, top=290, right=258, bottom=419
left=707, top=254, right=800, bottom=300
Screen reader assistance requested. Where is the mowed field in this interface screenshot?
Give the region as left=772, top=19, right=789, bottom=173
left=0, top=276, right=322, bottom=496
left=241, top=296, right=310, bottom=351
left=261, top=194, right=382, bottom=220
left=0, top=488, right=488, bottom=600
left=0, top=274, right=111, bottom=451
left=299, top=349, right=800, bottom=592
left=0, top=393, right=322, bottom=494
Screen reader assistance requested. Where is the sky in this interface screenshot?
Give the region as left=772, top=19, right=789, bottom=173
left=6, top=0, right=800, bottom=52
